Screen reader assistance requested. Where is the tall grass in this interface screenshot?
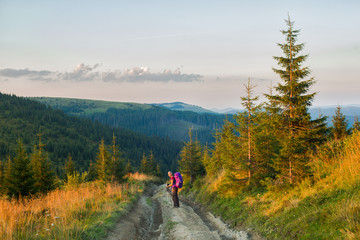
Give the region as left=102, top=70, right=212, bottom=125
left=0, top=174, right=151, bottom=240
left=185, top=132, right=360, bottom=239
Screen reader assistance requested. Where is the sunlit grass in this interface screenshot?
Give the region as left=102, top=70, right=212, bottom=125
left=0, top=173, right=153, bottom=240
left=186, top=132, right=360, bottom=239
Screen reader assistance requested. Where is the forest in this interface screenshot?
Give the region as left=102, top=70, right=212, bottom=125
left=0, top=93, right=183, bottom=181
left=32, top=97, right=230, bottom=144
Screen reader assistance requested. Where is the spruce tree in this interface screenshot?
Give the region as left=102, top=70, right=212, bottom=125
left=147, top=151, right=157, bottom=175
left=64, top=153, right=75, bottom=180
left=155, top=163, right=162, bottom=178
left=256, top=84, right=282, bottom=183
left=6, top=139, right=35, bottom=199
left=125, top=160, right=133, bottom=176
left=213, top=120, right=240, bottom=189
left=266, top=16, right=327, bottom=184
left=202, top=146, right=216, bottom=176
left=0, top=161, right=5, bottom=195
left=109, top=134, right=125, bottom=182
left=178, top=129, right=204, bottom=184
left=353, top=116, right=360, bottom=132
left=235, top=78, right=262, bottom=185
left=30, top=133, right=55, bottom=194
left=87, top=160, right=98, bottom=181
left=95, top=139, right=111, bottom=182
left=2, top=157, right=11, bottom=195
left=140, top=153, right=148, bottom=174
left=331, top=105, right=349, bottom=140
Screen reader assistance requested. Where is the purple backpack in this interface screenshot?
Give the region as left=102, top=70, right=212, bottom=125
left=174, top=172, right=183, bottom=188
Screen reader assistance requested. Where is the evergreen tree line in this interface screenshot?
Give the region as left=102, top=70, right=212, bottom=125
left=0, top=133, right=158, bottom=199
left=0, top=92, right=183, bottom=177
left=178, top=16, right=360, bottom=194
left=0, top=135, right=56, bottom=199
left=139, top=152, right=163, bottom=177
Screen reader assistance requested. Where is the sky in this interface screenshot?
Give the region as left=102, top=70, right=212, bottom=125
left=0, top=0, right=359, bottom=110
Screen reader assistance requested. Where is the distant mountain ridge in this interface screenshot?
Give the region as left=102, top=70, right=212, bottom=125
left=31, top=97, right=230, bottom=144
left=151, top=102, right=217, bottom=114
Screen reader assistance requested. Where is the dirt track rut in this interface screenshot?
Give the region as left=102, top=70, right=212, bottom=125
left=106, top=184, right=253, bottom=240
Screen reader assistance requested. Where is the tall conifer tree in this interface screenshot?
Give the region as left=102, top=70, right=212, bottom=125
left=266, top=16, right=327, bottom=184
left=235, top=78, right=262, bottom=184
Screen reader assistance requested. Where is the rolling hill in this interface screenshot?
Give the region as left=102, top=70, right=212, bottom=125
left=31, top=97, right=230, bottom=144
left=0, top=93, right=183, bottom=175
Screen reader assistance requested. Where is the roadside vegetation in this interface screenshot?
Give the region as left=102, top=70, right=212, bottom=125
left=178, top=16, right=360, bottom=240
left=0, top=173, right=157, bottom=240
left=185, top=131, right=360, bottom=239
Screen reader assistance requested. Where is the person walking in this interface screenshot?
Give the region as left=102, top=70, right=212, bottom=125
left=166, top=171, right=180, bottom=208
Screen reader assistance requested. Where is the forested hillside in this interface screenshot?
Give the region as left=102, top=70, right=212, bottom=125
left=0, top=93, right=183, bottom=175
left=32, top=97, right=229, bottom=144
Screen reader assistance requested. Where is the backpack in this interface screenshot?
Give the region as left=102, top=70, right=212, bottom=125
left=174, top=172, right=183, bottom=188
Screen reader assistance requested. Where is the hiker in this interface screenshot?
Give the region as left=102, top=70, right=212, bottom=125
left=166, top=171, right=180, bottom=208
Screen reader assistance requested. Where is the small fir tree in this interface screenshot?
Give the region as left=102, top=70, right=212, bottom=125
left=125, top=160, right=133, bottom=176
left=147, top=151, right=157, bottom=175
left=178, top=128, right=205, bottom=184
left=87, top=160, right=98, bottom=181
left=140, top=153, right=148, bottom=174
left=109, top=134, right=125, bottom=182
left=353, top=116, right=360, bottom=132
left=331, top=105, right=350, bottom=141
left=30, top=133, right=55, bottom=194
left=64, top=153, right=76, bottom=181
left=6, top=139, right=35, bottom=199
left=95, top=139, right=111, bottom=182
left=155, top=163, right=162, bottom=178
left=65, top=154, right=75, bottom=175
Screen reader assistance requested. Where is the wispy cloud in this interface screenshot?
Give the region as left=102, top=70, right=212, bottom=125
left=0, top=64, right=202, bottom=83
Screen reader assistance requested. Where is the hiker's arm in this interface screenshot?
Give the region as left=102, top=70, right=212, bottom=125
left=167, top=178, right=173, bottom=188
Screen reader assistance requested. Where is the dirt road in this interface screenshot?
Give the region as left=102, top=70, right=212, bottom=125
left=106, top=184, right=254, bottom=240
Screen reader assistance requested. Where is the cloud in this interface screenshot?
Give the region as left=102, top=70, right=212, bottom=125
left=0, top=68, right=52, bottom=78
left=0, top=64, right=202, bottom=83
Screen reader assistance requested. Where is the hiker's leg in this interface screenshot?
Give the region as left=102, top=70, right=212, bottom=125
left=171, top=187, right=177, bottom=207
left=172, top=187, right=180, bottom=207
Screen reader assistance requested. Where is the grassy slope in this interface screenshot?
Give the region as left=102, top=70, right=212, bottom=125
left=0, top=173, right=158, bottom=240
left=184, top=131, right=360, bottom=240
left=32, top=97, right=153, bottom=115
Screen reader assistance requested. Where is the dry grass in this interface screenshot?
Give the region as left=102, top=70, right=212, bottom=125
left=0, top=179, right=142, bottom=239
left=338, top=196, right=360, bottom=239
left=127, top=172, right=158, bottom=181
left=311, top=131, right=360, bottom=189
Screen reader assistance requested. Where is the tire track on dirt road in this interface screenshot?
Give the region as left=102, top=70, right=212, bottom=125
left=106, top=184, right=254, bottom=240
